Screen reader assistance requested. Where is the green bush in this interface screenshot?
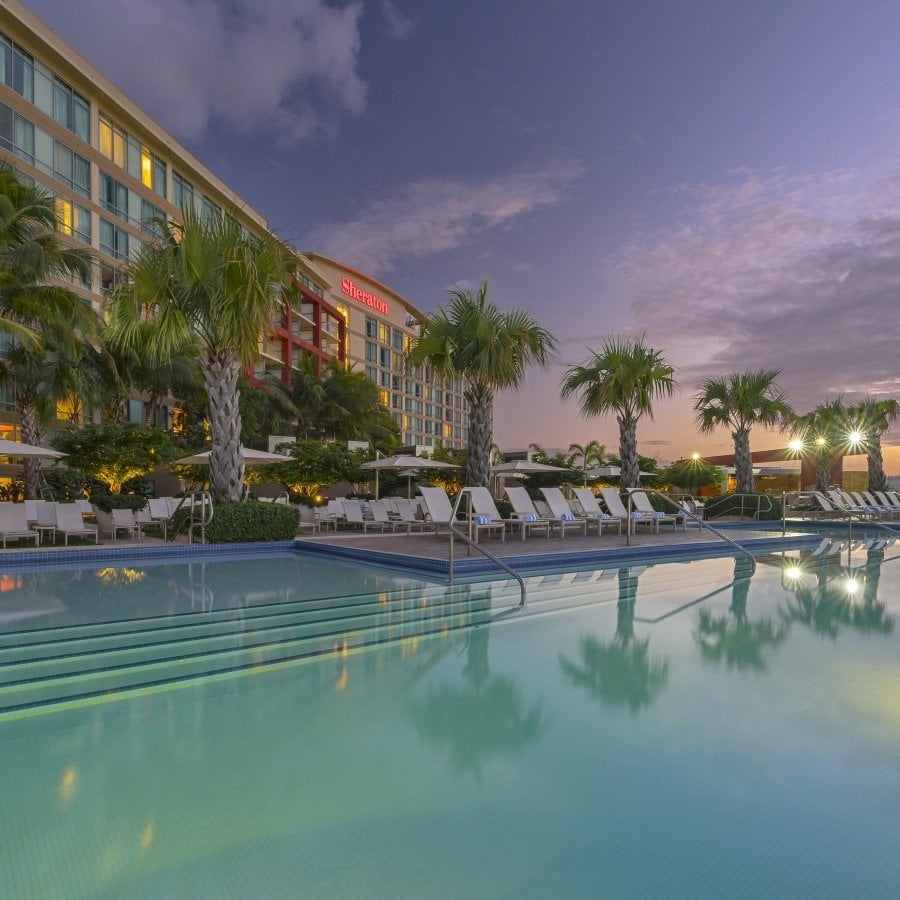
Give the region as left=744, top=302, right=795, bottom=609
left=91, top=494, right=148, bottom=513
left=205, top=501, right=299, bottom=543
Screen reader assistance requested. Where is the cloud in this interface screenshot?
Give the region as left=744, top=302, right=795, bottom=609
left=308, top=158, right=586, bottom=273
left=29, top=0, right=366, bottom=141
left=606, top=167, right=900, bottom=412
left=379, top=0, right=414, bottom=39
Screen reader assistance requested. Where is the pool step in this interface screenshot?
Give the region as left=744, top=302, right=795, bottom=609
left=0, top=561, right=738, bottom=716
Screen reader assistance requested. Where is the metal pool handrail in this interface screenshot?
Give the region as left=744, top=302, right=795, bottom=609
left=447, top=488, right=526, bottom=611
left=626, top=487, right=757, bottom=576
left=703, top=492, right=774, bottom=520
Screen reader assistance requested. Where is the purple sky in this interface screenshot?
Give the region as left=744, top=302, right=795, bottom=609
left=27, top=0, right=900, bottom=469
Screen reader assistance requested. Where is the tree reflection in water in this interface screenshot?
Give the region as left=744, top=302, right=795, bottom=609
left=696, top=556, right=788, bottom=671
left=558, top=567, right=669, bottom=713
left=407, top=626, right=544, bottom=778
left=782, top=547, right=894, bottom=639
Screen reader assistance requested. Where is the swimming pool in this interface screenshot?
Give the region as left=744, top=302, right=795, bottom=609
left=2, top=542, right=899, bottom=897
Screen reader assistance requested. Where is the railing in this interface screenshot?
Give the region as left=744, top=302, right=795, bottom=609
left=702, top=493, right=774, bottom=521
left=170, top=491, right=214, bottom=544
left=626, top=488, right=757, bottom=576
left=447, top=489, right=526, bottom=611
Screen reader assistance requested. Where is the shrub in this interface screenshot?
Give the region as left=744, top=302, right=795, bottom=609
left=91, top=494, right=148, bottom=513
left=205, top=501, right=299, bottom=543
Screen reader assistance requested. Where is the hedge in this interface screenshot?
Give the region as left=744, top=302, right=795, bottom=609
left=205, top=501, right=299, bottom=543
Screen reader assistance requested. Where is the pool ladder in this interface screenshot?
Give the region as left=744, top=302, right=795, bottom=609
left=169, top=491, right=214, bottom=544
left=447, top=488, right=526, bottom=611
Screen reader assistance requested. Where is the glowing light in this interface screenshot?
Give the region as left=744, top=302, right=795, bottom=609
left=848, top=430, right=864, bottom=445
left=844, top=578, right=860, bottom=595
left=58, top=766, right=78, bottom=804
left=816, top=436, right=827, bottom=446
left=784, top=565, right=803, bottom=581
left=788, top=438, right=804, bottom=452
left=691, top=452, right=701, bottom=461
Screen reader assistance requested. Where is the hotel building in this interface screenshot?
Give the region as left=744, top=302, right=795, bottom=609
left=0, top=0, right=468, bottom=450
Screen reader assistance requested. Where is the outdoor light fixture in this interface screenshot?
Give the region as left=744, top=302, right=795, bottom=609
left=848, top=430, right=864, bottom=446
left=691, top=452, right=701, bottom=461
left=844, top=577, right=860, bottom=596
left=788, top=438, right=804, bottom=453
left=816, top=436, right=827, bottom=446
left=784, top=565, right=803, bottom=581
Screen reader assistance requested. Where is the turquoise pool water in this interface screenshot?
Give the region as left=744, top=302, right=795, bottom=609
left=2, top=545, right=899, bottom=897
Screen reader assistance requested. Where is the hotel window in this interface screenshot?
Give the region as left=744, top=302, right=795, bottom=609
left=99, top=115, right=127, bottom=167
left=54, top=196, right=91, bottom=244
left=425, top=404, right=433, bottom=418
left=379, top=390, right=389, bottom=407
left=200, top=196, right=221, bottom=224
left=392, top=394, right=401, bottom=409
left=52, top=79, right=90, bottom=142
left=411, top=418, right=422, bottom=432
left=0, top=34, right=33, bottom=101
left=100, top=172, right=129, bottom=222
left=365, top=365, right=377, bottom=382
left=433, top=389, right=442, bottom=404
left=141, top=199, right=166, bottom=237
left=100, top=116, right=167, bottom=199
left=100, top=219, right=129, bottom=261
left=380, top=371, right=390, bottom=387
left=392, top=375, right=402, bottom=391
left=100, top=263, right=126, bottom=294
left=443, top=423, right=452, bottom=439
left=53, top=143, right=90, bottom=197
left=0, top=101, right=34, bottom=163
left=379, top=347, right=390, bottom=368
left=445, top=408, right=453, bottom=421
left=365, top=341, right=377, bottom=363
left=378, top=322, right=389, bottom=343
left=173, top=172, right=196, bottom=213
left=365, top=315, right=377, bottom=338
left=392, top=329, right=404, bottom=350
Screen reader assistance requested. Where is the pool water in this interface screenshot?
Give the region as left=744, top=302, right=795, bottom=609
left=2, top=545, right=899, bottom=897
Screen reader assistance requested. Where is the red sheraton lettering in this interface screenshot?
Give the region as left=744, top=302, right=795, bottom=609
left=341, top=277, right=390, bottom=315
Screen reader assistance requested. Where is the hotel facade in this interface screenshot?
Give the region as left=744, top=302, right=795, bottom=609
left=0, top=0, right=468, bottom=451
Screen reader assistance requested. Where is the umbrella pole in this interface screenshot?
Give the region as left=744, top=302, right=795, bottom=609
left=375, top=470, right=379, bottom=500
left=407, top=475, right=412, bottom=499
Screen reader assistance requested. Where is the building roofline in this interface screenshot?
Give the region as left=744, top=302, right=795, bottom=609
left=0, top=0, right=269, bottom=231
left=304, top=251, right=430, bottom=323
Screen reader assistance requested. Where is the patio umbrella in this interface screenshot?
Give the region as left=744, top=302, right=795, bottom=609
left=0, top=438, right=66, bottom=459
left=172, top=447, right=291, bottom=465
left=360, top=454, right=460, bottom=498
left=491, top=460, right=569, bottom=473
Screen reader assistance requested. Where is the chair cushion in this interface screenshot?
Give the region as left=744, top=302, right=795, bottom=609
left=522, top=513, right=538, bottom=522
left=473, top=514, right=491, bottom=525
left=559, top=513, right=575, bottom=521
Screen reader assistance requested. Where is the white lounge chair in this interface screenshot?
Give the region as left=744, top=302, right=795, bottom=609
left=341, top=500, right=387, bottom=533
left=505, top=486, right=585, bottom=537
left=572, top=488, right=626, bottom=533
left=629, top=490, right=683, bottom=531
left=542, top=487, right=621, bottom=536
left=468, top=486, right=549, bottom=540
left=0, top=503, right=39, bottom=548
left=418, top=486, right=505, bottom=542
left=392, top=497, right=436, bottom=534
left=599, top=487, right=658, bottom=533
left=55, top=503, right=99, bottom=545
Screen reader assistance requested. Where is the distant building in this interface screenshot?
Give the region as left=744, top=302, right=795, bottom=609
left=0, top=1, right=470, bottom=450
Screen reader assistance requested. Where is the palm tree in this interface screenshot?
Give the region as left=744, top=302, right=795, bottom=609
left=789, top=398, right=851, bottom=492
left=561, top=335, right=676, bottom=490
left=106, top=210, right=293, bottom=502
left=0, top=324, right=95, bottom=498
left=0, top=164, right=95, bottom=346
left=693, top=369, right=793, bottom=494
left=848, top=396, right=899, bottom=493
left=567, top=439, right=606, bottom=485
left=408, top=281, right=555, bottom=487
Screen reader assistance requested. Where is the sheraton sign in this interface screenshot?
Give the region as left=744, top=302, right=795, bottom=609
left=341, top=277, right=389, bottom=315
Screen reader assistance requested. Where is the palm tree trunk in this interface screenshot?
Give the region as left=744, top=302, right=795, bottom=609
left=865, top=431, right=887, bottom=493
left=465, top=386, right=493, bottom=487
left=19, top=393, right=42, bottom=501
left=201, top=348, right=245, bottom=502
left=815, top=450, right=832, bottom=493
left=732, top=428, right=755, bottom=494
left=618, top=415, right=640, bottom=489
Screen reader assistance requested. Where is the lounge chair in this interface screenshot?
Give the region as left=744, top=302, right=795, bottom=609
left=468, top=486, right=549, bottom=541
left=598, top=487, right=658, bottom=533
left=827, top=490, right=879, bottom=519
left=418, top=486, right=505, bottom=542
left=505, top=486, right=585, bottom=537
left=93, top=506, right=141, bottom=540
left=341, top=500, right=388, bottom=533
left=369, top=500, right=403, bottom=532
left=0, top=503, right=39, bottom=548
left=55, top=503, right=99, bottom=545
left=541, top=486, right=621, bottom=536
left=392, top=497, right=437, bottom=534
left=572, top=488, right=627, bottom=534
left=629, top=490, right=683, bottom=531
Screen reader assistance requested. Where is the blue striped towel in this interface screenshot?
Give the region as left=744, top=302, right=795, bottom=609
left=473, top=514, right=491, bottom=525
left=653, top=511, right=667, bottom=519
left=559, top=513, right=575, bottom=521
left=596, top=513, right=612, bottom=519
left=522, top=513, right=538, bottom=522
left=631, top=511, right=646, bottom=518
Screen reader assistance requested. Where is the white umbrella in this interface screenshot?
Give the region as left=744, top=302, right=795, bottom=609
left=172, top=447, right=291, bottom=465
left=491, top=460, right=569, bottom=473
left=0, top=438, right=66, bottom=459
left=360, top=454, right=460, bottom=498
left=584, top=466, right=658, bottom=478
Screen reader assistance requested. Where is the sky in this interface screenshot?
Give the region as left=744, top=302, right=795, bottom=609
left=26, top=0, right=900, bottom=470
